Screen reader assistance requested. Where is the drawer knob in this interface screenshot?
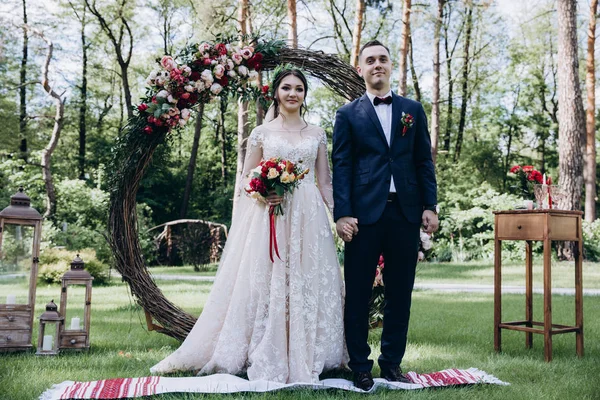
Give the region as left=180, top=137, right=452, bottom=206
left=70, top=339, right=77, bottom=344
left=7, top=316, right=14, bottom=322
left=517, top=225, right=522, bottom=230
left=6, top=335, right=11, bottom=341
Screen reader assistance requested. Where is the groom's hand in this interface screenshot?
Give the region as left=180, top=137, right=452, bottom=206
left=422, top=210, right=439, bottom=234
left=336, top=217, right=359, bottom=242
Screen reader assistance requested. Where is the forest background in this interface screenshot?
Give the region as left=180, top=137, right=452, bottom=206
left=1, top=0, right=599, bottom=275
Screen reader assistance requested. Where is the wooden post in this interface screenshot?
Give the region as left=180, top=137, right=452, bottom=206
left=494, top=213, right=502, bottom=353
left=525, top=240, right=533, bottom=348
left=575, top=216, right=584, bottom=356
left=543, top=213, right=552, bottom=361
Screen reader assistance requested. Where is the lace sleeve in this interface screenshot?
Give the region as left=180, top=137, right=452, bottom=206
left=240, top=128, right=265, bottom=197
left=315, top=129, right=334, bottom=215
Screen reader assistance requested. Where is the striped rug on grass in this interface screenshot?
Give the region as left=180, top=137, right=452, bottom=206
left=40, top=368, right=508, bottom=399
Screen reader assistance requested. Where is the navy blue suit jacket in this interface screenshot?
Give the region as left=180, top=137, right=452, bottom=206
left=332, top=93, right=437, bottom=225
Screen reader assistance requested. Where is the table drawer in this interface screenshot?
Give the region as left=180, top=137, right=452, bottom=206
left=0, top=329, right=31, bottom=346
left=496, top=214, right=545, bottom=240
left=0, top=310, right=32, bottom=330
left=60, top=333, right=88, bottom=349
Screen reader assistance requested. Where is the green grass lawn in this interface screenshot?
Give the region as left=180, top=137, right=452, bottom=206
left=150, top=261, right=600, bottom=289
left=1, top=262, right=599, bottom=399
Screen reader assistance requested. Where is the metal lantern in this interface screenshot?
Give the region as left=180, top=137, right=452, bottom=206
left=58, top=254, right=93, bottom=350
left=0, top=187, right=43, bottom=352
left=36, top=300, right=63, bottom=355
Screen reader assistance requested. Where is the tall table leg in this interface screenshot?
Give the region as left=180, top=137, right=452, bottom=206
left=525, top=240, right=533, bottom=348
left=575, top=217, right=584, bottom=357
left=543, top=237, right=552, bottom=362
left=494, top=238, right=502, bottom=353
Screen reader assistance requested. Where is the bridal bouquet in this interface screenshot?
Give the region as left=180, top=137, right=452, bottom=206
left=245, top=158, right=309, bottom=262
left=245, top=158, right=309, bottom=215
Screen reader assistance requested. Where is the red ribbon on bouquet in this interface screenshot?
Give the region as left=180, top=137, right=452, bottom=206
left=269, top=206, right=282, bottom=262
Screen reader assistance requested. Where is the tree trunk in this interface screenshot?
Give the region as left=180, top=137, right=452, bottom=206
left=84, top=0, right=133, bottom=119
left=398, top=0, right=411, bottom=96
left=431, top=0, right=444, bottom=164
left=233, top=0, right=250, bottom=217
left=585, top=0, right=598, bottom=222
left=19, top=0, right=28, bottom=159
left=454, top=2, right=473, bottom=162
left=443, top=1, right=454, bottom=152
left=408, top=35, right=421, bottom=102
left=287, top=0, right=298, bottom=48
left=350, top=0, right=365, bottom=68
left=557, top=0, right=586, bottom=259
left=220, top=98, right=228, bottom=185
left=78, top=7, right=88, bottom=180
left=25, top=27, right=64, bottom=220
left=180, top=103, right=205, bottom=218
left=120, top=63, right=133, bottom=120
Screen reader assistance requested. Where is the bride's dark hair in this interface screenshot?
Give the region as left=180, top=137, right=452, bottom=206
left=271, top=67, right=309, bottom=119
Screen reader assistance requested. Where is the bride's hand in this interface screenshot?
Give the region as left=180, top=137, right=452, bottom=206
left=266, top=191, right=284, bottom=206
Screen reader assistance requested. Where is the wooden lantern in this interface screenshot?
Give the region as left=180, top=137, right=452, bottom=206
left=36, top=300, right=63, bottom=355
left=0, top=187, right=43, bottom=352
left=58, top=254, right=93, bottom=350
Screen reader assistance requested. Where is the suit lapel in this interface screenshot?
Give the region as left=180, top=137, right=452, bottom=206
left=359, top=94, right=388, bottom=147
left=390, top=93, right=403, bottom=147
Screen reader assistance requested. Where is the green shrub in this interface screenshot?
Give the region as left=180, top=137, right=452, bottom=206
left=583, top=220, right=600, bottom=261
left=38, top=248, right=110, bottom=285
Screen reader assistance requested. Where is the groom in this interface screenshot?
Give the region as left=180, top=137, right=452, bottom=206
left=332, top=40, right=438, bottom=391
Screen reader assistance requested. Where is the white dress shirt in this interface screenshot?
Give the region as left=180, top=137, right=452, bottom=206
left=366, top=90, right=396, bottom=193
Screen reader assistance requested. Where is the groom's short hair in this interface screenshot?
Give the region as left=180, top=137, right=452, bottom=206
left=359, top=40, right=391, bottom=59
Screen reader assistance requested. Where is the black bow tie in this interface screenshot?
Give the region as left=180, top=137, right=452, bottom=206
left=373, top=96, right=392, bottom=106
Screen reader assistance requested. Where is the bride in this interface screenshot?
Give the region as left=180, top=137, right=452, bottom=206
left=150, top=67, right=349, bottom=383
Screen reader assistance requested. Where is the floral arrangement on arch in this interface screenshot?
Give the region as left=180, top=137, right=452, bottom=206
left=135, top=36, right=282, bottom=135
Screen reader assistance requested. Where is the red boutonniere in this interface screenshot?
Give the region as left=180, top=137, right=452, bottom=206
left=401, top=112, right=414, bottom=135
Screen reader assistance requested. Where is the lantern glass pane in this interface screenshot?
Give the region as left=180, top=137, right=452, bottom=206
left=0, top=224, right=34, bottom=303
left=64, top=284, right=86, bottom=330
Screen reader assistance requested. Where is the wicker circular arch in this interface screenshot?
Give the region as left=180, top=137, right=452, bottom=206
left=108, top=46, right=365, bottom=340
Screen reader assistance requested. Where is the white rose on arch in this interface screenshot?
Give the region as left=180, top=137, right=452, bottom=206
left=156, top=90, right=170, bottom=99
left=201, top=70, right=214, bottom=85
left=194, top=80, right=206, bottom=91
left=213, top=64, right=225, bottom=79
left=210, top=83, right=223, bottom=95
left=228, top=70, right=237, bottom=78
left=181, top=108, right=191, bottom=120
left=238, top=65, right=249, bottom=77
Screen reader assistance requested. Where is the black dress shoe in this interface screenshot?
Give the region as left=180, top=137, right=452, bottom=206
left=380, top=367, right=411, bottom=384
left=353, top=371, right=375, bottom=391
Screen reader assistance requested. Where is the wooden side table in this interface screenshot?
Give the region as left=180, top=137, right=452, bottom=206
left=493, top=210, right=583, bottom=362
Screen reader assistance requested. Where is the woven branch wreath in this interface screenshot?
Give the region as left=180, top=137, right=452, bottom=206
left=107, top=36, right=365, bottom=340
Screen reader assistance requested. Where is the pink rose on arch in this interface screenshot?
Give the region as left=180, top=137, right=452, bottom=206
left=198, top=42, right=211, bottom=53
left=225, top=59, right=234, bottom=71
left=240, top=47, right=253, bottom=60
left=160, top=56, right=177, bottom=71
left=168, top=107, right=180, bottom=117
left=181, top=108, right=191, bottom=120
left=213, top=64, right=225, bottom=79
left=231, top=53, right=243, bottom=65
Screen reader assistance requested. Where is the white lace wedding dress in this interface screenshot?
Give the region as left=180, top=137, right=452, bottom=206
left=150, top=124, right=346, bottom=383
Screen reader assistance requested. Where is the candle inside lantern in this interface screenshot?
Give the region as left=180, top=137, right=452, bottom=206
left=6, top=294, right=16, bottom=304
left=42, top=335, right=53, bottom=351
left=71, top=317, right=80, bottom=330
